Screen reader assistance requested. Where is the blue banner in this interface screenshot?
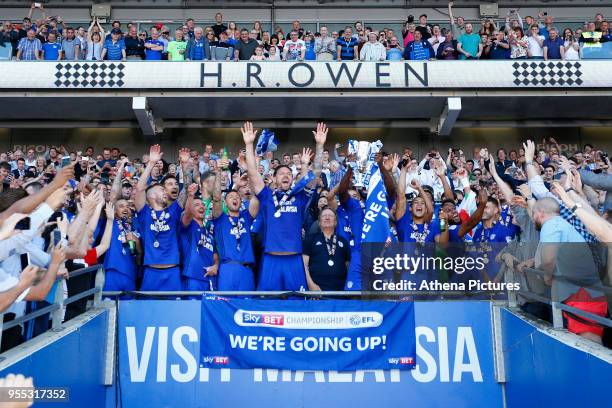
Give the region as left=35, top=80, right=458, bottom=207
left=361, top=163, right=391, bottom=243
left=200, top=297, right=416, bottom=370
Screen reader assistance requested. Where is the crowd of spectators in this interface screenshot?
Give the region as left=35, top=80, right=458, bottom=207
left=1, top=2, right=611, bottom=61
left=0, top=124, right=611, bottom=348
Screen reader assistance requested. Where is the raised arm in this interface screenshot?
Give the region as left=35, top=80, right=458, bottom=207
left=248, top=195, right=260, bottom=219
left=299, top=147, right=313, bottom=182
left=433, top=160, right=454, bottom=200
left=67, top=190, right=101, bottom=245
left=211, top=173, right=224, bottom=219
left=177, top=148, right=192, bottom=208
left=0, top=164, right=74, bottom=223
left=488, top=160, right=514, bottom=202
left=395, top=164, right=408, bottom=220
left=110, top=159, right=126, bottom=202
left=93, top=203, right=115, bottom=257
left=458, top=189, right=488, bottom=238
left=312, top=122, right=328, bottom=180
left=379, top=153, right=398, bottom=201
left=552, top=182, right=612, bottom=243
left=135, top=145, right=162, bottom=211
left=182, top=183, right=199, bottom=226
left=337, top=166, right=353, bottom=205
left=27, top=245, right=66, bottom=302
left=87, top=194, right=105, bottom=234
left=241, top=122, right=265, bottom=195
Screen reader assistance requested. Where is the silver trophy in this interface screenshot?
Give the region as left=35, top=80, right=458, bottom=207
left=347, top=139, right=383, bottom=187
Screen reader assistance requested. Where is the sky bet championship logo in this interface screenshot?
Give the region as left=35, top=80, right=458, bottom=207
left=234, top=310, right=383, bottom=329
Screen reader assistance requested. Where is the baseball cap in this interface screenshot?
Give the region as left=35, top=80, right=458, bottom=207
left=111, top=28, right=123, bottom=35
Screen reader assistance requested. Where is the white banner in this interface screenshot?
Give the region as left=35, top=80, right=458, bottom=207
left=0, top=60, right=605, bottom=89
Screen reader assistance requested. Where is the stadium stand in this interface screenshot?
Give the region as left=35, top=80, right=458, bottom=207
left=0, top=2, right=611, bottom=408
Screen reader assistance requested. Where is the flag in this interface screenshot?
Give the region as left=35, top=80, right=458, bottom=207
left=291, top=170, right=315, bottom=196
left=361, top=163, right=391, bottom=243
left=255, top=129, right=279, bottom=156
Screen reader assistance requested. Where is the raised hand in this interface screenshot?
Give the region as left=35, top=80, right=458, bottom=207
left=148, top=144, right=163, bottom=163
left=104, top=202, right=115, bottom=219
left=517, top=183, right=532, bottom=198
left=523, top=140, right=535, bottom=163
left=187, top=183, right=199, bottom=197
left=479, top=148, right=489, bottom=161
left=20, top=265, right=39, bottom=288
left=312, top=122, right=328, bottom=145
left=551, top=181, right=574, bottom=207
left=511, top=195, right=528, bottom=208
left=301, top=147, right=313, bottom=165
left=241, top=121, right=258, bottom=145
left=558, top=156, right=572, bottom=173
left=82, top=189, right=102, bottom=212
left=455, top=167, right=468, bottom=179
left=53, top=163, right=75, bottom=186
left=45, top=188, right=68, bottom=211
left=570, top=168, right=583, bottom=193
left=384, top=153, right=401, bottom=172
left=477, top=188, right=488, bottom=205
left=0, top=213, right=28, bottom=240
left=410, top=178, right=421, bottom=190
left=433, top=159, right=446, bottom=178
left=51, top=244, right=67, bottom=266
left=487, top=159, right=498, bottom=177
left=178, top=147, right=190, bottom=164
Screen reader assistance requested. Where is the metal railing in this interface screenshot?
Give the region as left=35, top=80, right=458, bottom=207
left=0, top=265, right=105, bottom=351
left=507, top=266, right=612, bottom=331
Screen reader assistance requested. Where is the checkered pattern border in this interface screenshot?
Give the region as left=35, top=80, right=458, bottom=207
left=54, top=62, right=125, bottom=88
left=512, top=61, right=583, bottom=86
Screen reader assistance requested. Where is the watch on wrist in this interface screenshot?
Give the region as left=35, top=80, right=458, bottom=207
left=570, top=203, right=582, bottom=213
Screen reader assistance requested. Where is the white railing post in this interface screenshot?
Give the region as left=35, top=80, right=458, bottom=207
left=551, top=301, right=564, bottom=330
left=50, top=279, right=65, bottom=330
left=93, top=267, right=105, bottom=308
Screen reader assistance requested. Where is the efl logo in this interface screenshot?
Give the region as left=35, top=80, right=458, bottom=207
left=400, top=357, right=414, bottom=365
left=213, top=356, right=229, bottom=365
left=242, top=312, right=285, bottom=326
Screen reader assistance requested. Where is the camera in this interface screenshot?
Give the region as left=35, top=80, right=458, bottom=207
left=407, top=15, right=414, bottom=24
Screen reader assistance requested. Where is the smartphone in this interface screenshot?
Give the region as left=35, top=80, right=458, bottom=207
left=15, top=217, right=31, bottom=230
left=34, top=2, right=41, bottom=8
left=53, top=229, right=62, bottom=244
left=20, top=253, right=30, bottom=270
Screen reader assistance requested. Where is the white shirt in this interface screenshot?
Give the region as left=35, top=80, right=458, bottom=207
left=428, top=35, right=445, bottom=54
left=359, top=42, right=386, bottom=61
left=563, top=40, right=580, bottom=60
left=527, top=35, right=544, bottom=57
left=283, top=39, right=305, bottom=61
